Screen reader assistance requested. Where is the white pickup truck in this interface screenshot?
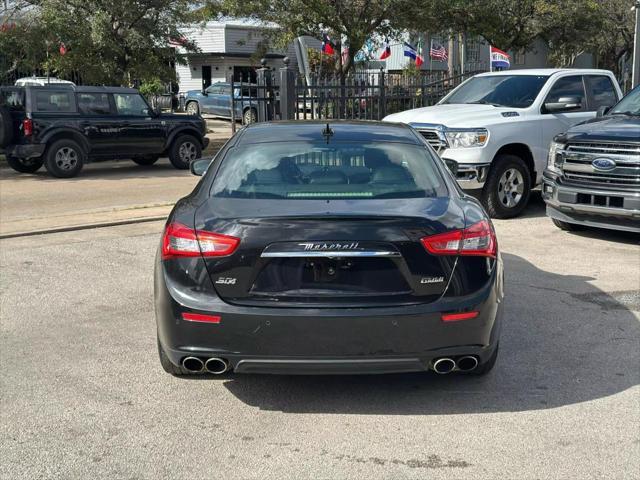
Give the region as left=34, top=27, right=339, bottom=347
left=383, top=69, right=623, bottom=218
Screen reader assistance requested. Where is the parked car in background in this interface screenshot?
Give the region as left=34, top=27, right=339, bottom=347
left=383, top=69, right=623, bottom=219
left=0, top=85, right=208, bottom=178
left=542, top=85, right=640, bottom=233
left=15, top=77, right=75, bottom=87
left=185, top=82, right=259, bottom=124
left=155, top=121, right=503, bottom=377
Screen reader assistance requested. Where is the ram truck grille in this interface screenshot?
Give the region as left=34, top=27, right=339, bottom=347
left=416, top=129, right=447, bottom=152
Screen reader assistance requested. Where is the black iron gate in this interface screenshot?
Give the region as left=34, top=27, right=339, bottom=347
left=231, top=58, right=484, bottom=127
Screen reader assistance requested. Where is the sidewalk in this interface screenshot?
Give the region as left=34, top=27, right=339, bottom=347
left=0, top=121, right=232, bottom=237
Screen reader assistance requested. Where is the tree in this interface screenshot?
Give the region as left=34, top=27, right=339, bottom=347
left=404, top=0, right=545, bottom=53
left=1, top=0, right=200, bottom=85
left=211, top=0, right=413, bottom=77
left=538, top=0, right=603, bottom=67
left=406, top=0, right=633, bottom=76
left=589, top=0, right=636, bottom=75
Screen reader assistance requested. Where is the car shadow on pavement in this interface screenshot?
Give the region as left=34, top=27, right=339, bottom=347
left=518, top=190, right=546, bottom=219
left=217, top=252, right=639, bottom=414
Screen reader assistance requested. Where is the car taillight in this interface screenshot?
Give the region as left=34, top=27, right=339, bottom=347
left=161, top=222, right=239, bottom=260
left=23, top=118, right=33, bottom=137
left=421, top=220, right=497, bottom=258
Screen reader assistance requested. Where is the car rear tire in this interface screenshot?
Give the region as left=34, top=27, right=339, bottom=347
left=132, top=155, right=159, bottom=166
left=0, top=106, right=13, bottom=147
left=186, top=102, right=199, bottom=116
left=482, top=155, right=532, bottom=219
left=157, top=337, right=191, bottom=376
left=169, top=135, right=201, bottom=170
left=551, top=218, right=581, bottom=231
left=243, top=108, right=257, bottom=125
left=6, top=155, right=44, bottom=173
left=44, top=139, right=85, bottom=178
left=465, top=343, right=499, bottom=376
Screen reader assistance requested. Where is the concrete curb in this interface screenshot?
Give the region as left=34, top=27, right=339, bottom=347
left=0, top=215, right=167, bottom=240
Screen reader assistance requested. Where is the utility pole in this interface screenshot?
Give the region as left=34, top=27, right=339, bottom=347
left=633, top=0, right=640, bottom=88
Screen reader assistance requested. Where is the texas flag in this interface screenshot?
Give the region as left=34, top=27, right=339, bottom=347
left=321, top=33, right=335, bottom=55
left=403, top=42, right=423, bottom=67
left=490, top=46, right=510, bottom=69
left=379, top=39, right=391, bottom=60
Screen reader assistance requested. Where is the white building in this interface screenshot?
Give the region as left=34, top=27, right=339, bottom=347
left=174, top=19, right=298, bottom=93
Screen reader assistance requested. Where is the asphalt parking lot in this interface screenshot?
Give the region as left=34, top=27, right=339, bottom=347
left=0, top=159, right=639, bottom=479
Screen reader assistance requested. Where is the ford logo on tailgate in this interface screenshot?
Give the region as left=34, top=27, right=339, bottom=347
left=592, top=158, right=616, bottom=171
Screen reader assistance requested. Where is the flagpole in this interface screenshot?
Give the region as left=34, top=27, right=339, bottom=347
left=489, top=45, right=492, bottom=72
left=429, top=38, right=433, bottom=77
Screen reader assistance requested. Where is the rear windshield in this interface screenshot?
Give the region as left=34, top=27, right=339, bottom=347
left=211, top=142, right=447, bottom=199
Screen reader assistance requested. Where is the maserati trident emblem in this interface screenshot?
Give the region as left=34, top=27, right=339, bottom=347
left=592, top=158, right=616, bottom=171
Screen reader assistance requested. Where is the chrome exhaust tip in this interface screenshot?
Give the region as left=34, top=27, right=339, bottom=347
left=432, top=357, right=456, bottom=374
left=204, top=357, right=229, bottom=375
left=457, top=355, right=479, bottom=372
left=182, top=356, right=205, bottom=373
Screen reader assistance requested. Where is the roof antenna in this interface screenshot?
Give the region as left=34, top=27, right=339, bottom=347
left=322, top=123, right=334, bottom=144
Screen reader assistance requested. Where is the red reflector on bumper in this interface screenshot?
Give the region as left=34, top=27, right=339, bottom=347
left=182, top=313, right=221, bottom=324
left=441, top=311, right=479, bottom=322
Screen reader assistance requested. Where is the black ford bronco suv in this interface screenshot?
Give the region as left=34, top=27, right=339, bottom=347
left=0, top=85, right=209, bottom=178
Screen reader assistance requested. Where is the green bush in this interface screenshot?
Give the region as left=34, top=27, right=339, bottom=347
left=138, top=79, right=165, bottom=98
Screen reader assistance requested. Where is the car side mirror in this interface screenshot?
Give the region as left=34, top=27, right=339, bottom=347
left=543, top=96, right=582, bottom=113
left=190, top=158, right=212, bottom=176
left=201, top=89, right=208, bottom=96
left=596, top=105, right=610, bottom=117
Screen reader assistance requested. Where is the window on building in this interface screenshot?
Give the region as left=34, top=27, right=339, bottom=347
left=465, top=37, right=481, bottom=63
left=233, top=66, right=257, bottom=83
left=514, top=51, right=526, bottom=65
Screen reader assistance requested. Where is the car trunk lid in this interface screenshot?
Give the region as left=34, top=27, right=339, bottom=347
left=195, top=198, right=462, bottom=308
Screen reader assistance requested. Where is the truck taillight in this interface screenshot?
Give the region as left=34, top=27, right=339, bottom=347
left=161, top=222, right=240, bottom=260
left=22, top=118, right=33, bottom=137
left=421, top=220, right=497, bottom=258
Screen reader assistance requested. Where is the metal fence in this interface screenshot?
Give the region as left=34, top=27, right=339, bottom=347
left=295, top=69, right=481, bottom=121
left=231, top=59, right=483, bottom=126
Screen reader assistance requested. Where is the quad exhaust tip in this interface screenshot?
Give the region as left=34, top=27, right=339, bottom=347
left=432, top=357, right=456, bottom=374
left=205, top=357, right=229, bottom=374
left=457, top=355, right=479, bottom=372
left=182, top=356, right=205, bottom=373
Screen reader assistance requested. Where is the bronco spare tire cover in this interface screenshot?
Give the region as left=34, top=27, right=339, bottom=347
left=0, top=106, right=13, bottom=147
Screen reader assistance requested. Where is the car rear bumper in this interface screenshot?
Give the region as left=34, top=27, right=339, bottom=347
left=542, top=171, right=640, bottom=233
left=5, top=143, right=46, bottom=159
left=164, top=343, right=500, bottom=375
left=155, top=256, right=504, bottom=374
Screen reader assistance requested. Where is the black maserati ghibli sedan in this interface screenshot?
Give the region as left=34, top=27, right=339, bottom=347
left=155, top=121, right=504, bottom=377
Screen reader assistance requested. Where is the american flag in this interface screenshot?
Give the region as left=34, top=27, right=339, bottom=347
left=430, top=40, right=448, bottom=61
